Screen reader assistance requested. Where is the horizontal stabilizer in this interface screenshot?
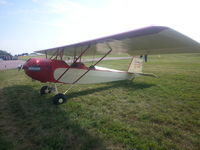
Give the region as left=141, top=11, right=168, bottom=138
left=134, top=73, right=158, bottom=78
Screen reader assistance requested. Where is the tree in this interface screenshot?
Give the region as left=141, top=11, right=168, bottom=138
left=0, top=50, right=13, bottom=60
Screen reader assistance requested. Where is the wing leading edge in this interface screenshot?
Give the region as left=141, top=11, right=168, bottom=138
left=35, top=26, right=200, bottom=56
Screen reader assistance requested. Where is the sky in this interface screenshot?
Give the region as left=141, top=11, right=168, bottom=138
left=0, top=0, right=200, bottom=55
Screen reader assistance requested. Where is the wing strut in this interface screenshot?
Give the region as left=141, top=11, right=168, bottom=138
left=49, top=48, right=65, bottom=60
left=63, top=45, right=112, bottom=94
left=50, top=48, right=59, bottom=59
left=56, top=45, right=91, bottom=81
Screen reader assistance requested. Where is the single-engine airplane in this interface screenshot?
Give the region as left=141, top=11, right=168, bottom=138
left=22, top=26, right=200, bottom=104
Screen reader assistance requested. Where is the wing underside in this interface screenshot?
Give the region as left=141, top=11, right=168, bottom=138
left=35, top=26, right=200, bottom=56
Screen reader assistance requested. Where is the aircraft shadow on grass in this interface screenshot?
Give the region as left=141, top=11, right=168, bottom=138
left=0, top=85, right=107, bottom=150
left=67, top=80, right=155, bottom=100
left=0, top=81, right=154, bottom=149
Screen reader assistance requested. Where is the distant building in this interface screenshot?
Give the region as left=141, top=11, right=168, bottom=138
left=12, top=55, right=18, bottom=60
left=17, top=53, right=29, bottom=57
left=29, top=53, right=44, bottom=56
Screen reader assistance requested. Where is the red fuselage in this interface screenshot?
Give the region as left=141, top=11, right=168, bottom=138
left=23, top=58, right=89, bottom=83
left=23, top=58, right=69, bottom=83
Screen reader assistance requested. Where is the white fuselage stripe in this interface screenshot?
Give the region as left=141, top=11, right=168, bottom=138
left=54, top=67, right=134, bottom=84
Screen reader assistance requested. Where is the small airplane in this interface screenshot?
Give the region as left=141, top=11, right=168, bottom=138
left=22, top=26, right=200, bottom=104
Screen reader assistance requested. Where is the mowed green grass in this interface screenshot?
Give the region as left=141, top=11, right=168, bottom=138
left=0, top=54, right=200, bottom=150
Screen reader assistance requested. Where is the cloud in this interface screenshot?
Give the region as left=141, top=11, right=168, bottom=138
left=32, top=0, right=39, bottom=2
left=0, top=0, right=8, bottom=5
left=19, top=0, right=200, bottom=44
left=29, top=0, right=88, bottom=15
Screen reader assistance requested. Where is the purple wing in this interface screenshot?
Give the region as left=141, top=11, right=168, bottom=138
left=35, top=26, right=200, bottom=56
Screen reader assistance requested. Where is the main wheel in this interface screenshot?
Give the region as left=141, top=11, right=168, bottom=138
left=40, top=86, right=51, bottom=95
left=53, top=93, right=66, bottom=105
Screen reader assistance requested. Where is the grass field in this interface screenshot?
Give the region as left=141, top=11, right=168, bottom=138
left=0, top=54, right=200, bottom=150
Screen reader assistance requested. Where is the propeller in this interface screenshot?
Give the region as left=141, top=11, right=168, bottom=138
left=18, top=59, right=29, bottom=71
left=17, top=64, right=23, bottom=71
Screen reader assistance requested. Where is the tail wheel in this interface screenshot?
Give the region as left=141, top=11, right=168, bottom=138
left=53, top=93, right=66, bottom=105
left=40, top=86, right=51, bottom=95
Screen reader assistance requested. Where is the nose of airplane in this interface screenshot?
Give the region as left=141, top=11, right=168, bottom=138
left=23, top=58, right=52, bottom=82
left=23, top=58, right=41, bottom=70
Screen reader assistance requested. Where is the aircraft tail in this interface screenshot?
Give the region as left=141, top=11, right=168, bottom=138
left=128, top=56, right=158, bottom=78
left=128, top=56, right=143, bottom=73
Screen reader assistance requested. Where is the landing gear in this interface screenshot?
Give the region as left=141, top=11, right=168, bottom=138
left=40, top=86, right=51, bottom=95
left=53, top=93, right=66, bottom=105
left=40, top=85, right=67, bottom=105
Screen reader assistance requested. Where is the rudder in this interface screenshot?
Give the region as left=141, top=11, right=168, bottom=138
left=128, top=56, right=143, bottom=73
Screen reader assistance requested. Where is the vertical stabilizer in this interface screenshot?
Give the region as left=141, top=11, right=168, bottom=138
left=128, top=56, right=143, bottom=73
left=128, top=56, right=158, bottom=78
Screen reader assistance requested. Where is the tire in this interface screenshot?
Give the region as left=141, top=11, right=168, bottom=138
left=53, top=93, right=66, bottom=105
left=40, top=86, right=50, bottom=95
